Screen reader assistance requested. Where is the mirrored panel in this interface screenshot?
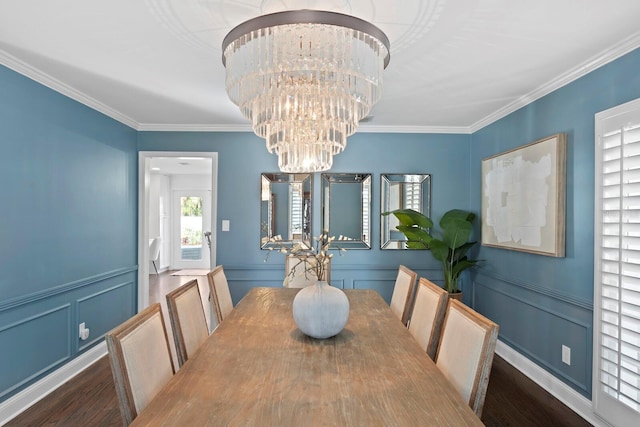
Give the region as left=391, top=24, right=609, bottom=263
left=380, top=174, right=431, bottom=249
left=261, top=173, right=312, bottom=249
left=321, top=173, right=372, bottom=250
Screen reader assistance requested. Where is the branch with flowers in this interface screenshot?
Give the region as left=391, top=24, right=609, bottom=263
left=264, top=232, right=346, bottom=283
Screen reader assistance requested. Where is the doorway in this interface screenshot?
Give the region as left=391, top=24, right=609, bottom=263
left=172, top=190, right=211, bottom=270
left=138, top=151, right=218, bottom=310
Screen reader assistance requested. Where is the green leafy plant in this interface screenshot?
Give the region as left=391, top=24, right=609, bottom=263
left=383, top=208, right=480, bottom=293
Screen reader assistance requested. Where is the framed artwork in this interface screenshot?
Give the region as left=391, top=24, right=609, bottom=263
left=481, top=133, right=566, bottom=257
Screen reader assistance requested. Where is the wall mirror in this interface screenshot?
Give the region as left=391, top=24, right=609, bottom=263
left=261, top=173, right=312, bottom=249
left=380, top=174, right=431, bottom=249
left=321, top=173, right=372, bottom=250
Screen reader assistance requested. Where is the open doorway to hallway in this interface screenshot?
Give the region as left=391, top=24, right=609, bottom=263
left=138, top=151, right=218, bottom=311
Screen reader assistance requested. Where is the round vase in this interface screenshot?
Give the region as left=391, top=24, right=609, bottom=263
left=292, top=281, right=350, bottom=339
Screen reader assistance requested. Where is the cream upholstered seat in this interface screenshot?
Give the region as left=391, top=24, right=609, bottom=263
left=389, top=265, right=418, bottom=325
left=407, top=277, right=449, bottom=359
left=166, top=279, right=209, bottom=368
left=105, top=303, right=174, bottom=425
left=207, top=265, right=234, bottom=325
left=284, top=255, right=331, bottom=288
left=435, top=299, right=499, bottom=417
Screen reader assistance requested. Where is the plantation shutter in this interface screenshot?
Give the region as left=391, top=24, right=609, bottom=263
left=289, top=182, right=302, bottom=239
left=404, top=182, right=422, bottom=211
left=594, top=97, right=640, bottom=427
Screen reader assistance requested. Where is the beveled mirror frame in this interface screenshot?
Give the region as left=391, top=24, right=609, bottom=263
left=321, top=173, right=372, bottom=250
left=380, top=173, right=431, bottom=249
left=261, top=173, right=312, bottom=249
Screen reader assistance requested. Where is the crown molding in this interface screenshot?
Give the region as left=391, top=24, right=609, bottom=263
left=136, top=123, right=253, bottom=132
left=356, top=124, right=472, bottom=134
left=470, top=31, right=640, bottom=133
left=3, top=30, right=639, bottom=136
left=0, top=49, right=138, bottom=129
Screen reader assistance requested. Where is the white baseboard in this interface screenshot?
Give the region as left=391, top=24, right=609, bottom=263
left=0, top=342, right=107, bottom=426
left=496, top=340, right=609, bottom=427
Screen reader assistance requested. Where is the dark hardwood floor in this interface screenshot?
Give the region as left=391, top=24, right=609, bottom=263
left=6, top=271, right=593, bottom=426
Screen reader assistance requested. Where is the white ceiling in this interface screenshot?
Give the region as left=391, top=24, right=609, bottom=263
left=1, top=0, right=639, bottom=133
left=150, top=156, right=212, bottom=175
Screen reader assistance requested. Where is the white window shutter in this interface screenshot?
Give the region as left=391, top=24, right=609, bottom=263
left=594, top=97, right=640, bottom=427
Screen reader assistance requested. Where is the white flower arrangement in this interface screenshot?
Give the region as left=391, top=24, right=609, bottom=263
left=265, top=232, right=346, bottom=282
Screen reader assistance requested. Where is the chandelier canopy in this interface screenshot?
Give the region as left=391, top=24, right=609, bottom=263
left=222, top=10, right=390, bottom=172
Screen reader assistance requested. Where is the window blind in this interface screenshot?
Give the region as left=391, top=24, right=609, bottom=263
left=594, top=98, right=640, bottom=427
left=289, top=183, right=303, bottom=239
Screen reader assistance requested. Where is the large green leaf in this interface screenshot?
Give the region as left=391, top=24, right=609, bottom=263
left=452, top=241, right=477, bottom=262
left=442, top=218, right=472, bottom=249
left=396, top=225, right=431, bottom=248
left=440, top=209, right=476, bottom=229
left=385, top=209, right=433, bottom=229
left=451, top=258, right=480, bottom=278
left=429, top=239, right=449, bottom=262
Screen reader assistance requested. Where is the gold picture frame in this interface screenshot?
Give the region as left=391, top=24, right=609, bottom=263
left=481, top=133, right=566, bottom=257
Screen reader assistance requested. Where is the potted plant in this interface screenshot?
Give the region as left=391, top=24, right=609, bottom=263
left=383, top=208, right=480, bottom=296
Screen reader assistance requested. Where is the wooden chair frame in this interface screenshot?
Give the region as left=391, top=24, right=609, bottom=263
left=389, top=265, right=418, bottom=325
left=166, top=279, right=209, bottom=367
left=207, top=265, right=234, bottom=325
left=408, top=277, right=449, bottom=359
left=105, top=303, right=174, bottom=425
left=435, top=299, right=499, bottom=417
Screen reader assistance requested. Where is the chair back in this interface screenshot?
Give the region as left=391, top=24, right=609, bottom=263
left=149, top=237, right=161, bottom=261
left=207, top=265, right=234, bottom=324
left=389, top=265, right=418, bottom=325
left=435, top=299, right=499, bottom=417
left=284, top=255, right=331, bottom=288
left=408, top=277, right=448, bottom=359
left=166, top=279, right=209, bottom=367
left=105, top=303, right=174, bottom=425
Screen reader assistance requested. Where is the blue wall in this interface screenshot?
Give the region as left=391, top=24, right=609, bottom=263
left=3, top=44, right=638, bottom=407
left=469, top=47, right=640, bottom=397
left=138, top=131, right=472, bottom=302
left=0, top=66, right=138, bottom=401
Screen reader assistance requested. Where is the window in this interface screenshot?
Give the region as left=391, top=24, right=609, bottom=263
left=594, top=97, right=640, bottom=427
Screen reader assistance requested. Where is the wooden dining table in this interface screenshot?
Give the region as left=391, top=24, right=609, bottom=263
left=131, top=287, right=483, bottom=426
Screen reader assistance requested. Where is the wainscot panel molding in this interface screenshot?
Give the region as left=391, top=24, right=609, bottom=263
left=0, top=268, right=137, bottom=402
left=0, top=342, right=107, bottom=426
left=222, top=264, right=442, bottom=306
left=0, top=305, right=71, bottom=399
left=77, top=281, right=136, bottom=352
left=0, top=267, right=138, bottom=312
left=473, top=272, right=592, bottom=396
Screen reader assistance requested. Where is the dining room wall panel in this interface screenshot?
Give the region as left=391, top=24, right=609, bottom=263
left=0, top=64, right=138, bottom=403
left=469, top=47, right=640, bottom=399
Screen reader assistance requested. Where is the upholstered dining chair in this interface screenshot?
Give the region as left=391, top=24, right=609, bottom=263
left=389, top=265, right=418, bottom=325
left=166, top=279, right=209, bottom=368
left=207, top=265, right=234, bottom=325
left=105, top=303, right=174, bottom=426
left=435, top=299, right=499, bottom=417
left=284, top=255, right=331, bottom=288
left=407, top=277, right=449, bottom=359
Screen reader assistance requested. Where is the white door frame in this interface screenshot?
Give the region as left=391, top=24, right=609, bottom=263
left=138, top=151, right=218, bottom=311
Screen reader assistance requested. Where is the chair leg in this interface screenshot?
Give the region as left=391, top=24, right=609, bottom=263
left=152, top=260, right=159, bottom=275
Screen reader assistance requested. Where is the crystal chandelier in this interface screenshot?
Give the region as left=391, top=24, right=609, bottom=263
left=222, top=10, right=390, bottom=172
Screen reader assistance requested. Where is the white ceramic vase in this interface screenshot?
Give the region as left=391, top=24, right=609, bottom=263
left=292, top=281, right=350, bottom=339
